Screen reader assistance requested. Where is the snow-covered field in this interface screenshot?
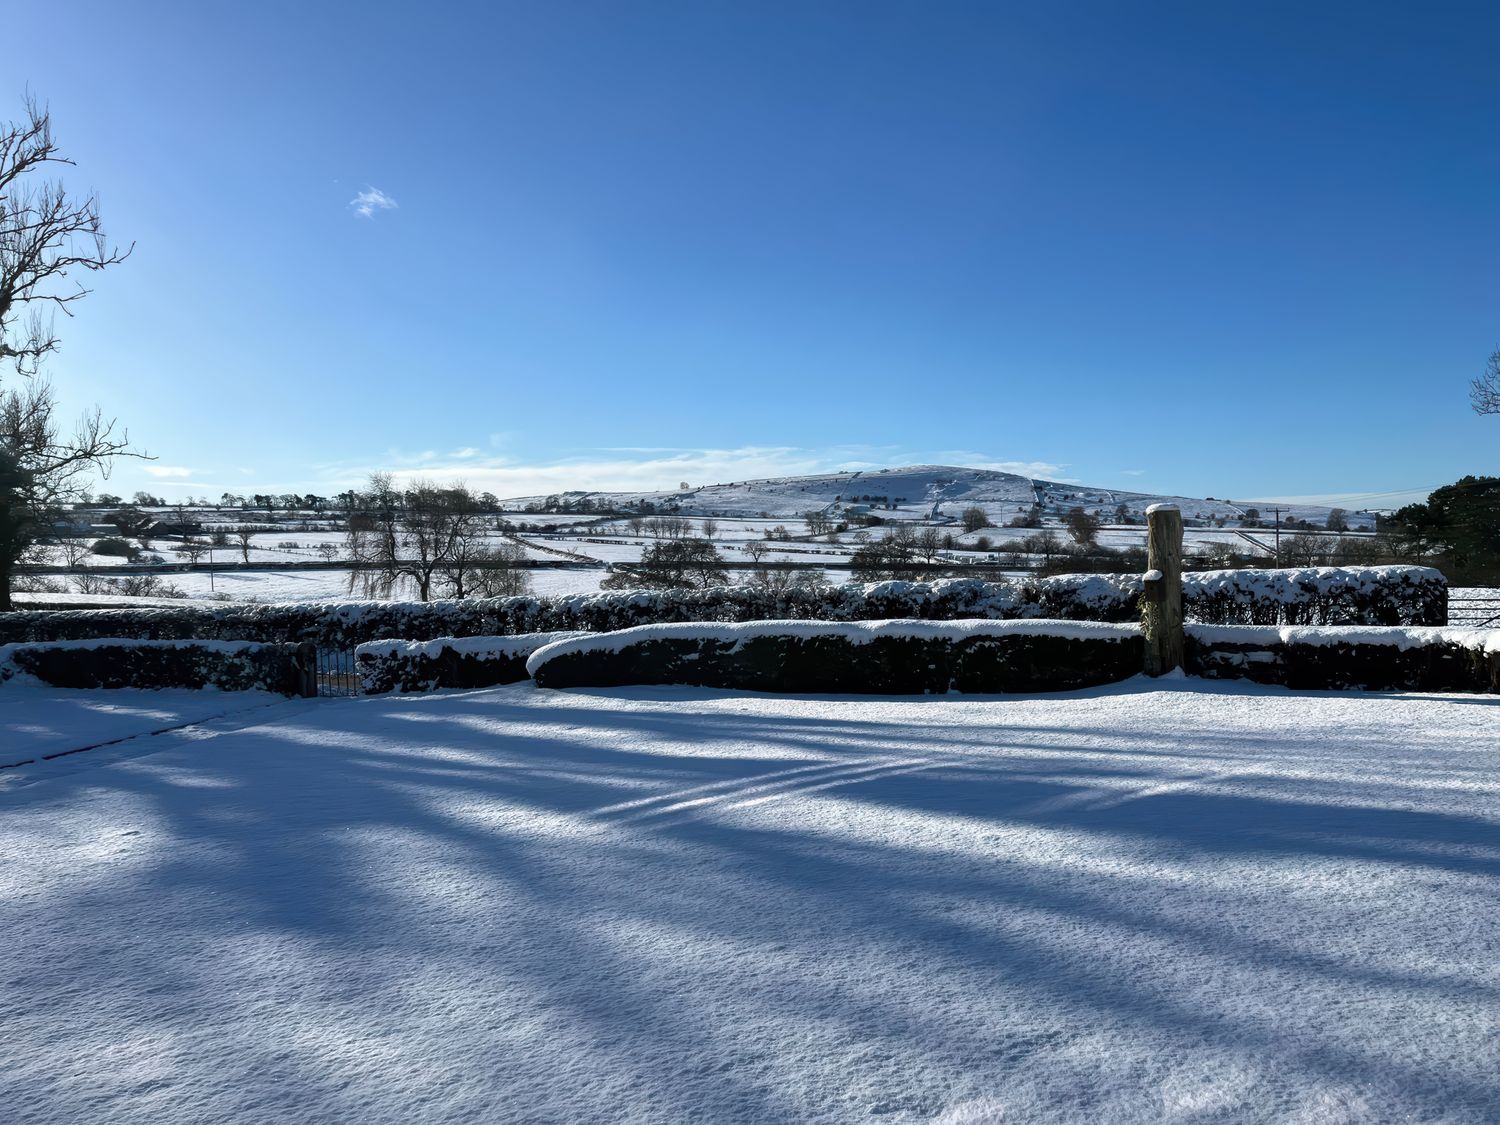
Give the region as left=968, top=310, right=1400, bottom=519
left=3, top=678, right=1497, bottom=1123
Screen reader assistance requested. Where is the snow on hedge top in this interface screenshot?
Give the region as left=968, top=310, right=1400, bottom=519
left=1145, top=502, right=1179, bottom=514
left=526, top=618, right=1141, bottom=675
left=1188, top=624, right=1500, bottom=653
left=1186, top=564, right=1442, bottom=597
left=0, top=639, right=281, bottom=687
left=0, top=566, right=1449, bottom=647
left=356, top=632, right=589, bottom=661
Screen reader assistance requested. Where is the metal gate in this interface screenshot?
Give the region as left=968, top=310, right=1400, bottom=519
left=1450, top=587, right=1500, bottom=627
left=316, top=646, right=361, bottom=697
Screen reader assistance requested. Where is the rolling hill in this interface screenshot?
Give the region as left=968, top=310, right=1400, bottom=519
left=504, top=465, right=1374, bottom=530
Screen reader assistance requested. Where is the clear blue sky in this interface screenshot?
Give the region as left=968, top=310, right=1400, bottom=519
left=12, top=0, right=1499, bottom=507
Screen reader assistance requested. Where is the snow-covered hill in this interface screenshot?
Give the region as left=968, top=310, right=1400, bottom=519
left=503, top=464, right=1375, bottom=529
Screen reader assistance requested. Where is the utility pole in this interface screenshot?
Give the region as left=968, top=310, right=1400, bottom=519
left=1272, top=507, right=1282, bottom=566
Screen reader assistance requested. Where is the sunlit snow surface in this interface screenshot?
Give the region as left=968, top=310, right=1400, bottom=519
left=3, top=679, right=1498, bottom=1123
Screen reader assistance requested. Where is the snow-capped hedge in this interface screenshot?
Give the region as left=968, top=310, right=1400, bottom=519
left=355, top=632, right=587, bottom=694
left=1186, top=625, right=1500, bottom=693
left=0, top=567, right=1446, bottom=649
left=0, top=639, right=317, bottom=695
left=526, top=619, right=1143, bottom=695
left=1184, top=566, right=1446, bottom=626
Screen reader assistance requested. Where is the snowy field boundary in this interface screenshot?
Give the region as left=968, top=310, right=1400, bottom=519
left=355, top=632, right=589, bottom=694
left=1187, top=624, right=1500, bottom=693
left=0, top=566, right=1446, bottom=650
left=0, top=639, right=317, bottom=696
left=525, top=618, right=1143, bottom=694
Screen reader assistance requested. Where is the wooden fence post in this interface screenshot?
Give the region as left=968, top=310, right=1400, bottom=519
left=1143, top=504, right=1184, bottom=676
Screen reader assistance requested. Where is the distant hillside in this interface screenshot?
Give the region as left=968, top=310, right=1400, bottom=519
left=502, top=465, right=1374, bottom=530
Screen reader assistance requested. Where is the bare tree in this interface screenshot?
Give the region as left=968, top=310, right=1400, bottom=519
left=915, top=526, right=942, bottom=565
left=346, top=476, right=522, bottom=601
left=57, top=536, right=90, bottom=570
left=175, top=540, right=209, bottom=566
left=642, top=515, right=691, bottom=541
left=1281, top=531, right=1330, bottom=568
left=1, top=96, right=140, bottom=609
left=960, top=506, right=989, bottom=533
left=803, top=510, right=832, bottom=537
left=348, top=476, right=462, bottom=600
left=701, top=517, right=718, bottom=540
left=233, top=526, right=255, bottom=563
left=603, top=538, right=727, bottom=590
left=1472, top=347, right=1500, bottom=415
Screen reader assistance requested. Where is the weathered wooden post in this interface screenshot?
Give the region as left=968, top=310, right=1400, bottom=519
left=1142, top=503, right=1184, bottom=676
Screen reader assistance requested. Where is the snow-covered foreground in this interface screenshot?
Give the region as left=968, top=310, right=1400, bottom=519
left=3, top=680, right=1498, bottom=1123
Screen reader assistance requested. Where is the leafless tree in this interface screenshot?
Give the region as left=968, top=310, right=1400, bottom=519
left=642, top=515, right=691, bottom=540
left=175, top=540, right=209, bottom=566
left=700, top=518, right=718, bottom=540
left=233, top=526, right=255, bottom=563
left=1, top=96, right=141, bottom=609
left=960, top=506, right=988, bottom=533
left=71, top=569, right=112, bottom=595
left=915, top=526, right=942, bottom=565
left=1472, top=348, right=1500, bottom=415
left=1280, top=531, right=1331, bottom=568
left=57, top=536, right=90, bottom=569
left=346, top=476, right=528, bottom=601
left=438, top=532, right=530, bottom=599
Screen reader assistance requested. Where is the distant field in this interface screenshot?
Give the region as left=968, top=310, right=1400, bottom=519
left=20, top=484, right=1406, bottom=608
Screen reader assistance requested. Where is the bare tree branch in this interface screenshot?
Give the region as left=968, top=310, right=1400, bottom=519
left=1472, top=348, right=1500, bottom=416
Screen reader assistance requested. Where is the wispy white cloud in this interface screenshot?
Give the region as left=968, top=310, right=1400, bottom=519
left=932, top=451, right=1076, bottom=483
left=143, top=465, right=196, bottom=479
left=1119, top=469, right=1146, bottom=477
left=1246, top=488, right=1435, bottom=509
left=350, top=186, right=398, bottom=219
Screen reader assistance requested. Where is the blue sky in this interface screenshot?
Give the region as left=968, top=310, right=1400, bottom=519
left=11, top=0, right=1499, bottom=507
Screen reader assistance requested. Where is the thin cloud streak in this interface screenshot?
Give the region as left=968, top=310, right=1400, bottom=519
left=350, top=186, right=397, bottom=218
